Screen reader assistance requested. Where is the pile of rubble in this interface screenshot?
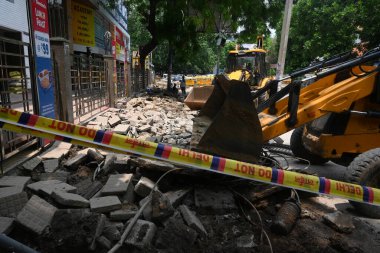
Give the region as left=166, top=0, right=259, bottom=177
left=86, top=96, right=195, bottom=148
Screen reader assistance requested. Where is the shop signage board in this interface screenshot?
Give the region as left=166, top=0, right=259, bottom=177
left=72, top=1, right=95, bottom=47
left=31, top=0, right=55, bottom=119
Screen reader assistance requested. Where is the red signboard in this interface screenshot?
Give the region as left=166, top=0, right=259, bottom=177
left=31, top=0, right=49, bottom=34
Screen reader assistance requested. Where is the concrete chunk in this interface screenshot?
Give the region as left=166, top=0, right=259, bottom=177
left=113, top=124, right=130, bottom=134
left=130, top=157, right=175, bottom=172
left=52, top=190, right=90, bottom=207
left=90, top=196, right=122, bottom=213
left=40, top=142, right=72, bottom=160
left=22, top=156, right=42, bottom=172
left=0, top=187, right=28, bottom=217
left=42, top=159, right=59, bottom=173
left=39, top=171, right=69, bottom=182
left=75, top=178, right=103, bottom=200
left=0, top=217, right=14, bottom=234
left=27, top=180, right=77, bottom=196
left=101, top=174, right=133, bottom=196
left=179, top=205, right=207, bottom=237
left=87, top=149, right=104, bottom=162
left=134, top=177, right=156, bottom=197
left=16, top=195, right=57, bottom=235
left=64, top=154, right=87, bottom=170
left=108, top=115, right=121, bottom=127
left=0, top=176, right=30, bottom=189
left=113, top=154, right=131, bottom=173
left=164, top=188, right=192, bottom=207
left=323, top=211, right=355, bottom=233
left=125, top=219, right=157, bottom=249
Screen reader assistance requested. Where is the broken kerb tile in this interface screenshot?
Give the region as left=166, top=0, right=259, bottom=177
left=113, top=154, right=131, bottom=173
left=102, top=154, right=117, bottom=175
left=101, top=174, right=133, bottom=196
left=75, top=178, right=103, bottom=200
left=27, top=180, right=77, bottom=196
left=90, top=196, right=122, bottom=213
left=108, top=115, right=121, bottom=127
left=40, top=142, right=72, bottom=160
left=16, top=195, right=57, bottom=235
left=113, top=124, right=130, bottom=134
left=64, top=153, right=87, bottom=170
left=0, top=176, right=31, bottom=189
left=51, top=190, right=90, bottom=207
left=39, top=171, right=69, bottom=182
left=87, top=149, right=104, bottom=162
left=124, top=219, right=157, bottom=249
left=134, top=177, right=156, bottom=197
left=0, top=187, right=28, bottom=217
left=0, top=217, right=14, bottom=234
left=179, top=205, right=207, bottom=237
left=22, top=156, right=42, bottom=172
left=42, top=158, right=59, bottom=173
left=164, top=188, right=192, bottom=207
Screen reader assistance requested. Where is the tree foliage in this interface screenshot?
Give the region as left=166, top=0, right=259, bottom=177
left=286, top=0, right=380, bottom=72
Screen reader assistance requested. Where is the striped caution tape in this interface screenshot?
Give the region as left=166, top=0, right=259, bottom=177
left=0, top=107, right=379, bottom=206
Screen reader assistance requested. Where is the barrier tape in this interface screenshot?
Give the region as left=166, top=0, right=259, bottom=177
left=0, top=107, right=379, bottom=206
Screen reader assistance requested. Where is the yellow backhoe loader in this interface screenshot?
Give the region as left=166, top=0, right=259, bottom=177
left=189, top=46, right=380, bottom=218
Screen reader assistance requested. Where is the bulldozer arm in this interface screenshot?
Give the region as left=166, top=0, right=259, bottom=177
left=191, top=75, right=263, bottom=163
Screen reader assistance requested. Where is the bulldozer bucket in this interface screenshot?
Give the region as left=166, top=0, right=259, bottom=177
left=184, top=85, right=214, bottom=110
left=191, top=75, right=263, bottom=163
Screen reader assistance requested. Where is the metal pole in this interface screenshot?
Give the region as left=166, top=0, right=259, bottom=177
left=276, top=0, right=293, bottom=80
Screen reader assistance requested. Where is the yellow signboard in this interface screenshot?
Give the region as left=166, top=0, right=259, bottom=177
left=71, top=2, right=95, bottom=47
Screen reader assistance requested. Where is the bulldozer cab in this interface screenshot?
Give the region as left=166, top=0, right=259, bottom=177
left=226, top=49, right=267, bottom=86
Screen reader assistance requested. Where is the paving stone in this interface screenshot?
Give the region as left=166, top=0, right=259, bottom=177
left=22, top=156, right=42, bottom=172
left=27, top=180, right=77, bottom=196
left=101, top=174, right=133, bottom=196
left=134, top=177, right=156, bottom=197
left=194, top=187, right=237, bottom=214
left=90, top=196, right=122, bottom=213
left=108, top=115, right=121, bottom=127
left=42, top=159, right=59, bottom=173
left=75, top=178, right=103, bottom=200
left=124, top=219, right=157, bottom=249
left=323, top=211, right=355, bottom=233
left=102, top=154, right=117, bottom=175
left=0, top=217, right=14, bottom=234
left=164, top=188, right=192, bottom=207
left=113, top=124, right=130, bottom=134
left=40, top=142, right=72, bottom=160
left=64, top=153, right=87, bottom=170
left=0, top=187, right=28, bottom=217
left=110, top=207, right=138, bottom=221
left=39, top=171, right=69, bottom=182
left=113, top=154, right=131, bottom=173
left=16, top=195, right=57, bottom=235
left=87, top=121, right=102, bottom=130
left=0, top=176, right=31, bottom=189
left=52, top=190, right=90, bottom=207
left=179, top=205, right=207, bottom=237
left=96, top=116, right=109, bottom=126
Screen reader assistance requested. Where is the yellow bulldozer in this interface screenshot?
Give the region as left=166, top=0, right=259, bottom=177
left=188, top=46, right=380, bottom=218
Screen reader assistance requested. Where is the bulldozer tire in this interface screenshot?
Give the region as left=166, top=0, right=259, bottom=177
left=345, top=148, right=380, bottom=218
left=290, top=127, right=329, bottom=165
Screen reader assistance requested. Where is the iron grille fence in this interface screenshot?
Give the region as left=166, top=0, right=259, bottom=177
left=0, top=36, right=37, bottom=159
left=71, top=54, right=109, bottom=123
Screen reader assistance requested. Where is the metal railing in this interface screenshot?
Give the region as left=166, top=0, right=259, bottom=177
left=0, top=36, right=37, bottom=159
left=71, top=54, right=109, bottom=123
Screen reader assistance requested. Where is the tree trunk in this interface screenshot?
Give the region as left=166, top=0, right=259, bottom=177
left=167, top=42, right=174, bottom=91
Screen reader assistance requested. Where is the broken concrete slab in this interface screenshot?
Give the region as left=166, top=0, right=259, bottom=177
left=323, top=211, right=355, bottom=233
left=179, top=205, right=207, bottom=237
left=95, top=116, right=109, bottom=126
left=75, top=178, right=103, bottom=200
left=130, top=157, right=175, bottom=172
left=42, top=159, right=59, bottom=173
left=194, top=187, right=237, bottom=214
left=113, top=154, right=131, bottom=173
left=108, top=115, right=121, bottom=127
left=64, top=153, right=87, bottom=170
left=138, top=125, right=151, bottom=132
left=52, top=190, right=90, bottom=207
left=90, top=196, right=122, bottom=213
left=40, top=142, right=72, bottom=160
left=22, top=156, right=42, bottom=172
left=101, top=154, right=117, bottom=175
left=0, top=187, right=28, bottom=217
left=16, top=195, right=57, bottom=235
left=0, top=176, right=31, bottom=189
left=134, top=177, right=156, bottom=197
left=113, top=124, right=130, bottom=134
left=87, top=149, right=104, bottom=162
left=124, top=219, right=157, bottom=249
left=101, top=174, right=133, bottom=196
left=0, top=217, right=14, bottom=234
left=110, top=204, right=138, bottom=221
left=27, top=180, right=77, bottom=196
left=39, top=171, right=69, bottom=182
left=164, top=188, right=192, bottom=207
